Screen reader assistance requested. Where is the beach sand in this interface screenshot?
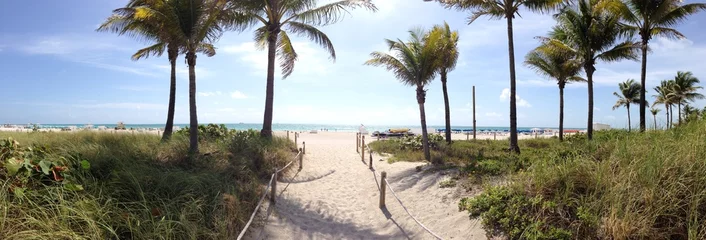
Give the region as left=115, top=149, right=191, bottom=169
left=247, top=131, right=488, bottom=239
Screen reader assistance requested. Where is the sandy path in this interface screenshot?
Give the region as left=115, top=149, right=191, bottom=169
left=248, top=132, right=486, bottom=239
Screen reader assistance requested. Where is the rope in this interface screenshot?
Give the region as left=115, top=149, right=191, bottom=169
left=237, top=149, right=302, bottom=240
left=384, top=178, right=444, bottom=240
left=237, top=173, right=275, bottom=240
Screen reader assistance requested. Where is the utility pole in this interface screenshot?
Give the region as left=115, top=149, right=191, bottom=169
left=473, top=86, right=476, bottom=140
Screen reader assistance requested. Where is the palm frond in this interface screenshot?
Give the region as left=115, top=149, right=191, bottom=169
left=650, top=27, right=685, bottom=39
left=196, top=42, right=216, bottom=57
left=253, top=26, right=269, bottom=50
left=277, top=30, right=298, bottom=78
left=655, top=3, right=706, bottom=27
left=596, top=40, right=640, bottom=62
left=131, top=42, right=167, bottom=60
left=286, top=21, right=336, bottom=60
left=287, top=0, right=377, bottom=26
left=364, top=51, right=413, bottom=85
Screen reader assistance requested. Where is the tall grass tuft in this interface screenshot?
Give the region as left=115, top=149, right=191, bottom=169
left=0, top=129, right=295, bottom=239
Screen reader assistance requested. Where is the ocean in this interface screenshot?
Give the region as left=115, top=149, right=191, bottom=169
left=28, top=123, right=584, bottom=133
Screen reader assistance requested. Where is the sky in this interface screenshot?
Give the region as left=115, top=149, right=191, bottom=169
left=1, top=0, right=705, bottom=129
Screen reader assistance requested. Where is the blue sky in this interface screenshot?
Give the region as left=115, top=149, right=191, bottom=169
left=1, top=0, right=705, bottom=128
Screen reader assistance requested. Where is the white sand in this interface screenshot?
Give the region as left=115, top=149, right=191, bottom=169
left=248, top=132, right=487, bottom=239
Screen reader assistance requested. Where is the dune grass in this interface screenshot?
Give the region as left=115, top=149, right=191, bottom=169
left=0, top=129, right=296, bottom=239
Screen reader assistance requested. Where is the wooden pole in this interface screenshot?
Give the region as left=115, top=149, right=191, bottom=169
left=303, top=141, right=306, bottom=154
left=299, top=148, right=303, bottom=171
left=295, top=133, right=298, bottom=149
left=379, top=171, right=387, bottom=208
left=271, top=168, right=277, bottom=204
left=361, top=136, right=365, bottom=162
left=494, top=132, right=496, bottom=140
left=369, top=150, right=373, bottom=169
left=356, top=133, right=360, bottom=153
left=287, top=130, right=290, bottom=141
left=473, top=86, right=477, bottom=140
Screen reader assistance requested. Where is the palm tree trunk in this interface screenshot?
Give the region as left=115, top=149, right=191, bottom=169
left=441, top=70, right=451, bottom=144
left=417, top=86, right=431, bottom=162
left=187, top=51, right=199, bottom=154
left=162, top=46, right=178, bottom=142
left=669, top=105, right=673, bottom=128
left=506, top=15, right=519, bottom=154
left=626, top=104, right=631, bottom=132
left=678, top=102, right=682, bottom=124
left=653, top=114, right=657, bottom=130
left=559, top=84, right=564, bottom=141
left=261, top=26, right=280, bottom=139
left=586, top=65, right=595, bottom=140
left=639, top=38, right=648, bottom=132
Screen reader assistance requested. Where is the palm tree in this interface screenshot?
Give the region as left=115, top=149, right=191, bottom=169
left=98, top=0, right=181, bottom=142
left=425, top=0, right=563, bottom=153
left=618, top=0, right=706, bottom=132
left=671, top=71, right=704, bottom=124
left=229, top=0, right=376, bottom=138
left=650, top=107, right=660, bottom=130
left=430, top=22, right=459, bottom=144
left=612, top=79, right=642, bottom=131
left=682, top=104, right=698, bottom=122
left=365, top=29, right=441, bottom=162
left=653, top=80, right=675, bottom=129
left=524, top=41, right=583, bottom=141
left=544, top=0, right=639, bottom=140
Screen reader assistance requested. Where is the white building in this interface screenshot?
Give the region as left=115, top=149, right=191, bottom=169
left=593, top=123, right=611, bottom=131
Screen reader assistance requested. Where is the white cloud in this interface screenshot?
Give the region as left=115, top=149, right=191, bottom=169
left=499, top=88, right=532, bottom=107
left=485, top=112, right=502, bottom=117
left=230, top=91, right=248, bottom=99
left=198, top=91, right=222, bottom=97
left=222, top=41, right=331, bottom=77
left=595, top=107, right=601, bottom=112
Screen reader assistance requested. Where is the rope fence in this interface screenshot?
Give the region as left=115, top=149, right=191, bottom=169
left=237, top=132, right=304, bottom=240
left=355, top=133, right=443, bottom=240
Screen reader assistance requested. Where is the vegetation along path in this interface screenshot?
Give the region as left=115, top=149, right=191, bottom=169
left=247, top=132, right=485, bottom=239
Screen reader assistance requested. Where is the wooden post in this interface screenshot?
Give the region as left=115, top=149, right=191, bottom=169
left=379, top=171, right=387, bottom=208
left=356, top=133, right=359, bottom=153
left=295, top=133, right=298, bottom=149
left=369, top=150, right=373, bottom=169
left=361, top=136, right=365, bottom=162
left=535, top=132, right=538, bottom=139
left=303, top=141, right=306, bottom=154
left=473, top=86, right=477, bottom=140
left=299, top=148, right=303, bottom=171
left=271, top=168, right=277, bottom=204
left=466, top=132, right=469, bottom=140
left=287, top=130, right=290, bottom=141
left=494, top=132, right=496, bottom=140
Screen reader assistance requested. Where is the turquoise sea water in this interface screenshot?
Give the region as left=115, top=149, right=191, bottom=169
left=25, top=123, right=584, bottom=132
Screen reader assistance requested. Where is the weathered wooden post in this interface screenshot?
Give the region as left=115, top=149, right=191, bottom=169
left=494, top=132, right=496, bottom=140
left=356, top=133, right=360, bottom=153
left=369, top=150, right=373, bottom=169
left=466, top=132, right=469, bottom=140
left=287, top=130, right=290, bottom=141
left=303, top=141, right=306, bottom=154
left=299, top=148, right=303, bottom=171
left=473, top=86, right=477, bottom=140
left=271, top=168, right=278, bottom=204
left=361, top=136, right=365, bottom=162
left=295, top=133, right=298, bottom=149
left=379, top=171, right=387, bottom=208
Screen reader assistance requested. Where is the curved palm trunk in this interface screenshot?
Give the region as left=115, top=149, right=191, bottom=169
left=261, top=26, right=280, bottom=139
left=417, top=86, right=431, bottom=162
left=638, top=39, right=648, bottom=132
left=626, top=104, right=631, bottom=132
left=187, top=51, right=199, bottom=154
left=162, top=47, right=178, bottom=142
left=586, top=65, right=595, bottom=140
left=559, top=84, right=565, bottom=141
left=506, top=15, right=519, bottom=153
left=441, top=70, right=451, bottom=144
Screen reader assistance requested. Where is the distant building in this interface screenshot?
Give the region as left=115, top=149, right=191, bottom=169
left=593, top=123, right=611, bottom=131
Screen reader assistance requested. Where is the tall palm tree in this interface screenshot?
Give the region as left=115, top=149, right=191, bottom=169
left=671, top=71, right=704, bottom=124
left=229, top=0, right=376, bottom=138
left=524, top=41, right=583, bottom=141
left=425, top=0, right=563, bottom=153
left=98, top=0, right=181, bottom=142
left=365, top=29, right=441, bottom=162
left=430, top=22, right=459, bottom=144
left=612, top=79, right=642, bottom=131
left=653, top=80, right=675, bottom=129
left=618, top=0, right=706, bottom=132
left=544, top=0, right=639, bottom=140
left=650, top=107, right=660, bottom=130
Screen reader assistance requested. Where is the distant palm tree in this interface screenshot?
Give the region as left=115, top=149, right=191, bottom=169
left=98, top=0, right=182, bottom=141
left=425, top=0, right=564, bottom=153
left=653, top=80, right=676, bottom=129
left=612, top=79, right=642, bottom=131
left=544, top=0, right=639, bottom=140
left=618, top=0, right=706, bottom=132
left=365, top=29, right=441, bottom=162
left=650, top=107, right=660, bottom=130
left=682, top=104, right=698, bottom=121
left=524, top=41, right=583, bottom=141
left=671, top=71, right=704, bottom=124
left=430, top=22, right=459, bottom=144
left=229, top=0, right=377, bottom=138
